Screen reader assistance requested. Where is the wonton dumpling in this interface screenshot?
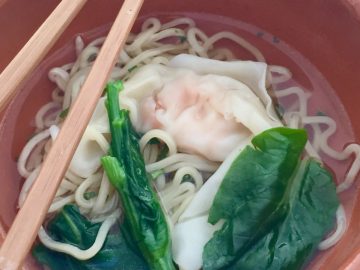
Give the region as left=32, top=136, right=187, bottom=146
left=121, top=55, right=281, bottom=162
left=139, top=73, right=254, bottom=161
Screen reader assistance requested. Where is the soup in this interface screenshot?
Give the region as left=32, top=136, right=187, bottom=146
left=2, top=13, right=360, bottom=270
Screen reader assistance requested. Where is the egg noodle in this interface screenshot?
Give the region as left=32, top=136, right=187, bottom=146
left=17, top=17, right=360, bottom=261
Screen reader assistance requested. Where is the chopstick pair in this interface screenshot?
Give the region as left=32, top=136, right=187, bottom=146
left=0, top=0, right=144, bottom=269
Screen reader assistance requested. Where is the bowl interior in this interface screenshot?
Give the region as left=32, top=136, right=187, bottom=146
left=1, top=0, right=360, bottom=269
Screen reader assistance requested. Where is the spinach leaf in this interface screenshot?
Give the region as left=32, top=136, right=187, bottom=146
left=46, top=204, right=100, bottom=248
left=33, top=205, right=148, bottom=270
left=101, top=81, right=175, bottom=270
left=59, top=108, right=69, bottom=119
left=203, top=127, right=339, bottom=270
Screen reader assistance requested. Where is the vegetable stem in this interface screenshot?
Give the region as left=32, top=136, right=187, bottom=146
left=102, top=81, right=175, bottom=270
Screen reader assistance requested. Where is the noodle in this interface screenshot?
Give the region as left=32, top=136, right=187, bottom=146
left=140, top=129, right=177, bottom=157
left=91, top=173, right=112, bottom=215
left=48, top=195, right=75, bottom=213
left=17, top=129, right=50, bottom=178
left=203, top=31, right=266, bottom=62
left=145, top=154, right=219, bottom=173
left=18, top=167, right=41, bottom=208
left=35, top=102, right=61, bottom=130
left=160, top=166, right=204, bottom=223
left=74, top=172, right=102, bottom=210
left=318, top=205, right=347, bottom=250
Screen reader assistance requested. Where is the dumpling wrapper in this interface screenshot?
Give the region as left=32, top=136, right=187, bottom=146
left=172, top=216, right=223, bottom=270
left=69, top=126, right=109, bottom=178
left=169, top=54, right=278, bottom=121
left=171, top=144, right=246, bottom=270
left=120, top=56, right=281, bottom=162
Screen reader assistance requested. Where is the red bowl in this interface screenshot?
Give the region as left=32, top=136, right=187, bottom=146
left=1, top=0, right=360, bottom=269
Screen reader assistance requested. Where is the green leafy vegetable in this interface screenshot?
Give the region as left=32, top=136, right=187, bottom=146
left=33, top=205, right=148, bottom=270
left=149, top=170, right=164, bottom=181
left=101, top=81, right=175, bottom=270
left=84, top=191, right=97, bottom=200
left=182, top=174, right=194, bottom=183
left=157, top=144, right=169, bottom=160
left=178, top=36, right=187, bottom=43
left=128, top=65, right=138, bottom=72
left=203, top=127, right=339, bottom=270
left=59, top=108, right=69, bottom=119
left=149, top=138, right=161, bottom=144
left=144, top=137, right=169, bottom=160
left=316, top=110, right=327, bottom=117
